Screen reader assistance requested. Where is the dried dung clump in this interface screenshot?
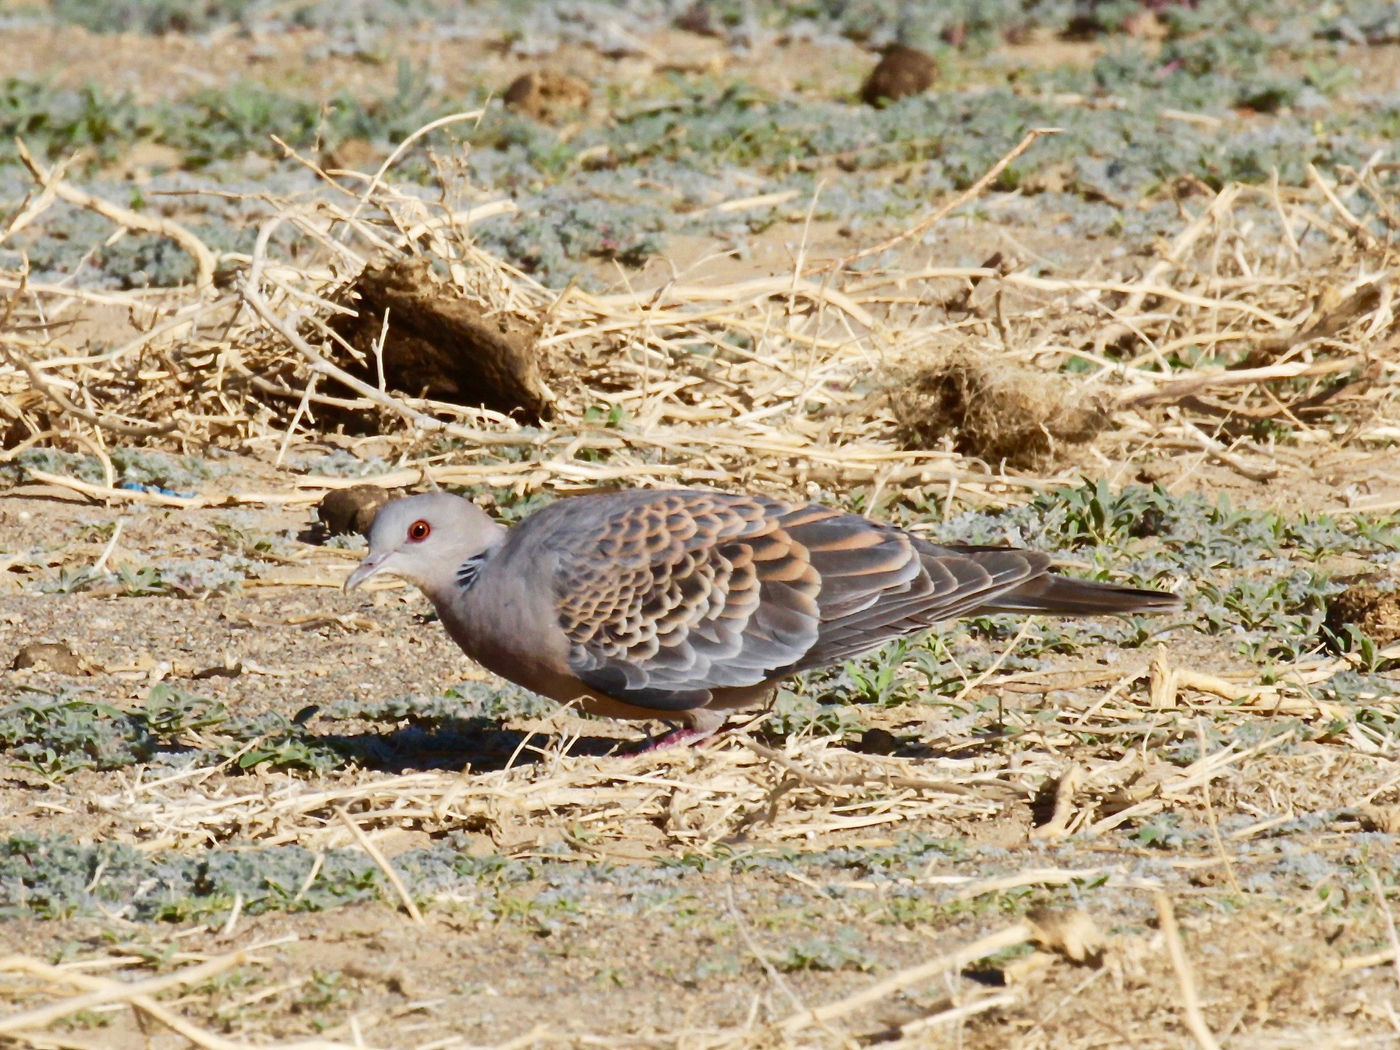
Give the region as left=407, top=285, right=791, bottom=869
left=503, top=70, right=592, bottom=123
left=330, top=257, right=553, bottom=423
left=861, top=44, right=936, bottom=106
left=316, top=484, right=393, bottom=538
left=1324, top=582, right=1400, bottom=646
left=890, top=352, right=1109, bottom=468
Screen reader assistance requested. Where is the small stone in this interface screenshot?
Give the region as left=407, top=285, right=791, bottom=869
left=1356, top=804, right=1400, bottom=834
left=853, top=727, right=900, bottom=754
left=674, top=1, right=726, bottom=38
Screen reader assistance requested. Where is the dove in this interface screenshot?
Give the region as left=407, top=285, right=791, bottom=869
left=345, top=489, right=1179, bottom=743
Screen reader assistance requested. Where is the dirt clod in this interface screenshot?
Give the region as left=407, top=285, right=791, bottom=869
left=332, top=258, right=553, bottom=423
left=503, top=70, right=592, bottom=123
left=853, top=727, right=900, bottom=754
left=1027, top=907, right=1107, bottom=966
left=674, top=1, right=726, bottom=38
left=1324, top=582, right=1400, bottom=646
left=890, top=350, right=1109, bottom=468
left=1355, top=804, right=1400, bottom=833
left=11, top=641, right=87, bottom=675
left=861, top=45, right=936, bottom=106
left=318, top=484, right=393, bottom=538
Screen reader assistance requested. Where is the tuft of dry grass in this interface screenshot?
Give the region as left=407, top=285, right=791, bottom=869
left=889, top=348, right=1111, bottom=469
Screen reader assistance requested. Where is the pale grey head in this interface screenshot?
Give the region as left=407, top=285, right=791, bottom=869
left=344, top=492, right=505, bottom=601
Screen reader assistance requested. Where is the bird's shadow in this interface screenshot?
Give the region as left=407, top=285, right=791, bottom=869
left=757, top=722, right=992, bottom=763
left=305, top=716, right=1000, bottom=774
left=285, top=694, right=1010, bottom=774
left=304, top=715, right=624, bottom=773
left=297, top=522, right=332, bottom=545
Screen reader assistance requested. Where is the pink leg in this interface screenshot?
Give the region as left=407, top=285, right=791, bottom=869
left=634, top=724, right=726, bottom=752
left=629, top=707, right=735, bottom=752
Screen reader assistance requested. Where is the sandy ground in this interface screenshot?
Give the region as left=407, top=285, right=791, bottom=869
left=3, top=10, right=1400, bottom=1050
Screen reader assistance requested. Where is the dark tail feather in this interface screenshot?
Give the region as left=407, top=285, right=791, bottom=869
left=981, top=573, right=1181, bottom=616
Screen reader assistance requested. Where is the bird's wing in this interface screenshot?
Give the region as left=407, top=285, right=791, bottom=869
left=548, top=492, right=1053, bottom=710
left=791, top=537, right=1050, bottom=670
left=552, top=491, right=820, bottom=710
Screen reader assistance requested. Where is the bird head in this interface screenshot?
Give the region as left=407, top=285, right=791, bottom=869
left=345, top=493, right=505, bottom=598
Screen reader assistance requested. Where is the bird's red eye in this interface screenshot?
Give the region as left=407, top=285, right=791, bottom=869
left=407, top=519, right=431, bottom=542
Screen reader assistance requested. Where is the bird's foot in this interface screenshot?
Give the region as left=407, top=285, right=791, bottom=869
left=631, top=723, right=726, bottom=753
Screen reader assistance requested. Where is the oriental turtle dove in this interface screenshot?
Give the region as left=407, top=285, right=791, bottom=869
left=346, top=490, right=1178, bottom=740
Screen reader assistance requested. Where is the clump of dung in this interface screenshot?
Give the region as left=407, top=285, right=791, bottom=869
left=329, top=257, right=553, bottom=424
left=861, top=44, right=936, bottom=106
left=890, top=351, right=1110, bottom=469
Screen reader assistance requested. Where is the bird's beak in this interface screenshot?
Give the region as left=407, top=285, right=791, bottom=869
left=344, top=550, right=391, bottom=592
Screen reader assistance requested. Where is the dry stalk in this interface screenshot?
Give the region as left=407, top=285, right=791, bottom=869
left=332, top=803, right=424, bottom=923
left=13, top=140, right=217, bottom=291
left=1154, top=893, right=1223, bottom=1050
left=84, top=736, right=1021, bottom=853
left=821, top=126, right=1062, bottom=273
left=0, top=953, right=370, bottom=1050
left=777, top=922, right=1034, bottom=1034
left=0, top=950, right=249, bottom=1036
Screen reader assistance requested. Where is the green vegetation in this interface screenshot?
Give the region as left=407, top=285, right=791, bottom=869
left=3, top=0, right=1389, bottom=286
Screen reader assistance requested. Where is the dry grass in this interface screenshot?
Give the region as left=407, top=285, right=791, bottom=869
left=61, top=640, right=1395, bottom=857
left=3, top=125, right=1400, bottom=1048
left=889, top=347, right=1112, bottom=468
left=3, top=131, right=1398, bottom=508
left=2, top=638, right=1395, bottom=1046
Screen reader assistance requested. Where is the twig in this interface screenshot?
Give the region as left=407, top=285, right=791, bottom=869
left=0, top=952, right=372, bottom=1050
left=878, top=991, right=1018, bottom=1042
left=1195, top=718, right=1242, bottom=897
left=0, top=950, right=249, bottom=1034
left=15, top=139, right=217, bottom=291
left=1336, top=947, right=1400, bottom=974
left=819, top=127, right=1060, bottom=274
left=332, top=804, right=424, bottom=923
left=1118, top=359, right=1358, bottom=408
left=742, top=739, right=1008, bottom=797
left=348, top=109, right=487, bottom=222
left=722, top=885, right=813, bottom=1024
left=1118, top=184, right=1242, bottom=318
left=1154, top=893, right=1222, bottom=1050
left=950, top=618, right=1035, bottom=706
left=91, top=518, right=123, bottom=574
left=1368, top=868, right=1400, bottom=994
left=1171, top=413, right=1279, bottom=482
left=1307, top=163, right=1379, bottom=250
left=24, top=469, right=203, bottom=507
left=1028, top=765, right=1083, bottom=841
left=949, top=866, right=1145, bottom=902
left=778, top=923, right=1034, bottom=1034
left=0, top=326, right=178, bottom=439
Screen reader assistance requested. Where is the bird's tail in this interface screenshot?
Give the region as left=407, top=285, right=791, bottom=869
left=979, top=573, right=1181, bottom=616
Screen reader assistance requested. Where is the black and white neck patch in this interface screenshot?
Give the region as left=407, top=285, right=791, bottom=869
left=455, top=554, right=488, bottom=591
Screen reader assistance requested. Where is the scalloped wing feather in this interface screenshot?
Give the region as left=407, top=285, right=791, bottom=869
left=533, top=490, right=1171, bottom=713
left=554, top=491, right=822, bottom=709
